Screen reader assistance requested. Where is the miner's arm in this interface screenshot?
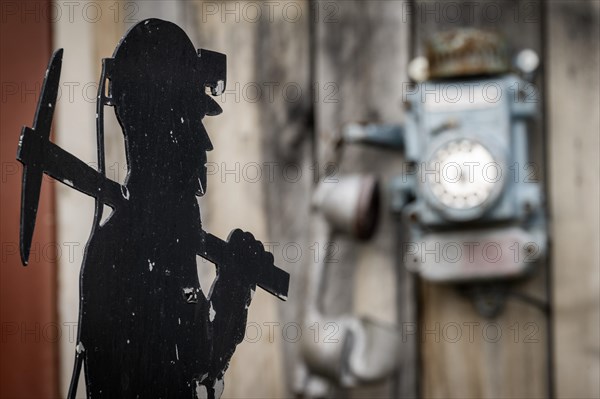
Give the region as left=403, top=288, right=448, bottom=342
left=195, top=230, right=289, bottom=383
left=18, top=128, right=126, bottom=209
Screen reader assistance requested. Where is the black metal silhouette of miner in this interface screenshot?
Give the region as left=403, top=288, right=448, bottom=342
left=16, top=19, right=289, bottom=399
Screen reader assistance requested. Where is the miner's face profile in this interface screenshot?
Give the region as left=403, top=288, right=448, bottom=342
left=112, top=85, right=214, bottom=197
left=109, top=19, right=220, bottom=197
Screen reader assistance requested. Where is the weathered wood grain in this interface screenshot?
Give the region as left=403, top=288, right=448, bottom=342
left=50, top=1, right=600, bottom=398
left=314, top=1, right=415, bottom=397
left=546, top=2, right=600, bottom=398
left=252, top=1, right=314, bottom=394
left=191, top=1, right=294, bottom=397
left=54, top=7, right=105, bottom=397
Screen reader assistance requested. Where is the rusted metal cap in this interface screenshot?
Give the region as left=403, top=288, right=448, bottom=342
left=426, top=28, right=510, bottom=79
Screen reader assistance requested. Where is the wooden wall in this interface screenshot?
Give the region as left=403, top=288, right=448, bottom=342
left=0, top=0, right=58, bottom=397
left=547, top=2, right=600, bottom=398
left=39, top=1, right=600, bottom=398
left=314, top=2, right=414, bottom=397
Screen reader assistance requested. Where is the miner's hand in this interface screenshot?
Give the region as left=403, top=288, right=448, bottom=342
left=198, top=230, right=288, bottom=300
left=221, top=229, right=275, bottom=289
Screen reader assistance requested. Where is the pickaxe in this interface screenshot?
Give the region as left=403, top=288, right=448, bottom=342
left=16, top=49, right=124, bottom=266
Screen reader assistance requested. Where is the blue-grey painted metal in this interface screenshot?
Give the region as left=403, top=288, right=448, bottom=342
left=344, top=73, right=546, bottom=286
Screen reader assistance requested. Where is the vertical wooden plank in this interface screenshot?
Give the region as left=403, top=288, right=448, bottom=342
left=314, top=1, right=415, bottom=397
left=53, top=1, right=101, bottom=396
left=190, top=2, right=291, bottom=397
left=253, top=1, right=314, bottom=394
left=547, top=2, right=600, bottom=398
left=414, top=1, right=550, bottom=398
left=0, top=0, right=58, bottom=397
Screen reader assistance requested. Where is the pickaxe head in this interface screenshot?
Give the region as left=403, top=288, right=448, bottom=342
left=16, top=49, right=63, bottom=265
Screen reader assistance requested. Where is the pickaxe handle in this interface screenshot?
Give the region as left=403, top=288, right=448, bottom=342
left=199, top=230, right=289, bottom=301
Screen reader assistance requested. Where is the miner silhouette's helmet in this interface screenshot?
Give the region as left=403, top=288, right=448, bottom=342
left=102, top=18, right=226, bottom=132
